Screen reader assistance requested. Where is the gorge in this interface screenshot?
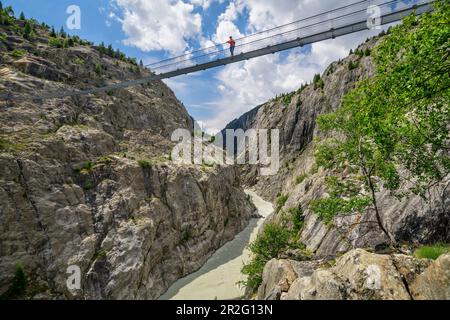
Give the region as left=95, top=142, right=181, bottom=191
left=0, top=1, right=449, bottom=301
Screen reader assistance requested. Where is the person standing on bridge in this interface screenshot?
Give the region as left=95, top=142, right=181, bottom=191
left=227, top=36, right=236, bottom=58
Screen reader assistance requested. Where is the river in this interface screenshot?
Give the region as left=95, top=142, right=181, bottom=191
left=159, top=190, right=273, bottom=300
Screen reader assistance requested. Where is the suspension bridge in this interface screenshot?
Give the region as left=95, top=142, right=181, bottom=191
left=1, top=0, right=435, bottom=101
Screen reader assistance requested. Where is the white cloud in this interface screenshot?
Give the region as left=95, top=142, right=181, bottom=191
left=112, top=0, right=203, bottom=54
left=213, top=2, right=243, bottom=44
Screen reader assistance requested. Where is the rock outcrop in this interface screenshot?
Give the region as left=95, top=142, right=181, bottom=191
left=0, top=17, right=255, bottom=299
left=258, top=249, right=449, bottom=300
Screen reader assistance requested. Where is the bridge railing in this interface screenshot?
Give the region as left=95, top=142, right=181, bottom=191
left=147, top=0, right=433, bottom=75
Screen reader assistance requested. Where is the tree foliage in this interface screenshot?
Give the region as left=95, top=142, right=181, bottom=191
left=311, top=1, right=450, bottom=242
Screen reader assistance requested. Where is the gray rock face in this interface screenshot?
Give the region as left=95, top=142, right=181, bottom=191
left=259, top=249, right=449, bottom=300
left=257, top=259, right=322, bottom=300
left=0, top=21, right=255, bottom=299
left=410, top=254, right=450, bottom=300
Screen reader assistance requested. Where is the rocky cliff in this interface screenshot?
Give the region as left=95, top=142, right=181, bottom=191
left=0, top=17, right=255, bottom=299
left=258, top=249, right=450, bottom=300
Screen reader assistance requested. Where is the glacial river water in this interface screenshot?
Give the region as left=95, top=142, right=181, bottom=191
left=159, top=190, right=273, bottom=300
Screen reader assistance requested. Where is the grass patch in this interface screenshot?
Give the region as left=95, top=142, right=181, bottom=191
left=94, top=250, right=108, bottom=260
left=11, top=49, right=26, bottom=58
left=97, top=156, right=113, bottom=165
left=294, top=174, right=308, bottom=185
left=0, top=138, right=26, bottom=152
left=414, top=244, right=450, bottom=260
left=138, top=159, right=152, bottom=169
left=74, top=57, right=85, bottom=65
left=74, top=160, right=94, bottom=174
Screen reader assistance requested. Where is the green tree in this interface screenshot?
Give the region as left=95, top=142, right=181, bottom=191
left=19, top=11, right=25, bottom=20
left=23, top=20, right=32, bottom=39
left=107, top=44, right=114, bottom=56
left=0, top=264, right=27, bottom=300
left=311, top=1, right=450, bottom=244
left=59, top=26, right=66, bottom=38
left=50, top=26, right=56, bottom=37
left=95, top=63, right=102, bottom=75
left=241, top=223, right=291, bottom=291
left=0, top=1, right=3, bottom=12
left=4, top=5, right=13, bottom=16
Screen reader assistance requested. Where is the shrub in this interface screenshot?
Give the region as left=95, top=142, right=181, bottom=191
left=94, top=250, right=108, bottom=260
left=0, top=264, right=27, bottom=300
left=95, top=63, right=102, bottom=75
left=0, top=137, right=11, bottom=150
left=138, top=159, right=152, bottom=169
left=294, top=174, right=308, bottom=185
left=275, top=193, right=289, bottom=212
left=11, top=49, right=26, bottom=58
left=97, top=156, right=112, bottom=164
left=348, top=60, right=359, bottom=70
left=78, top=161, right=94, bottom=174
left=23, top=20, right=32, bottom=39
left=48, top=37, right=63, bottom=48
left=74, top=57, right=84, bottom=65
left=287, top=206, right=304, bottom=233
left=313, top=74, right=324, bottom=90
left=241, top=223, right=291, bottom=291
left=414, top=244, right=450, bottom=260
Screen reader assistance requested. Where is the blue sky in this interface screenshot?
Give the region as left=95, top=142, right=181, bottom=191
left=4, top=0, right=388, bottom=132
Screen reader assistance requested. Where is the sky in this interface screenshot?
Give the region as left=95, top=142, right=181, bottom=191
left=4, top=0, right=390, bottom=133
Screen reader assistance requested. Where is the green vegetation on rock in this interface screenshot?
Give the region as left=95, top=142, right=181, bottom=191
left=310, top=1, right=450, bottom=242
left=415, top=244, right=450, bottom=260
left=275, top=193, right=289, bottom=212
left=138, top=159, right=152, bottom=169
left=0, top=264, right=27, bottom=300
left=241, top=205, right=307, bottom=292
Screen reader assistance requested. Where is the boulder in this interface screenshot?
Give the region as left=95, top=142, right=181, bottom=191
left=410, top=254, right=450, bottom=300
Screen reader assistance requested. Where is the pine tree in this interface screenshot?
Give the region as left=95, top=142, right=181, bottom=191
left=19, top=11, right=25, bottom=20
left=1, top=264, right=28, bottom=299
left=59, top=26, right=66, bottom=38
left=23, top=20, right=32, bottom=39
left=139, top=60, right=144, bottom=68
left=50, top=26, right=56, bottom=37
left=107, top=44, right=114, bottom=56
left=0, top=1, right=3, bottom=12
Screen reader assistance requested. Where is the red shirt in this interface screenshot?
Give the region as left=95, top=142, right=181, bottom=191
left=228, top=39, right=236, bottom=47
